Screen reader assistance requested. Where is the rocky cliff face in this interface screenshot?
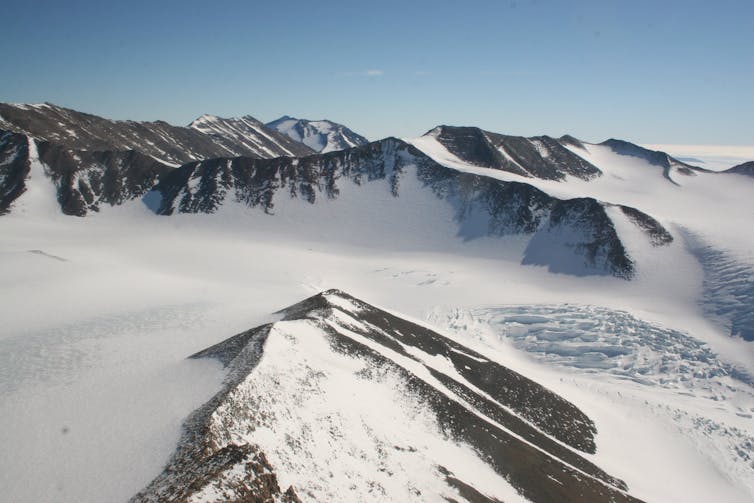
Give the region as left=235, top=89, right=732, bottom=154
left=34, top=141, right=173, bottom=216
left=0, top=130, right=31, bottom=214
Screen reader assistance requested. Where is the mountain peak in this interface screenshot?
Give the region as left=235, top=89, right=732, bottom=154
left=266, top=116, right=369, bottom=153
left=132, top=289, right=641, bottom=503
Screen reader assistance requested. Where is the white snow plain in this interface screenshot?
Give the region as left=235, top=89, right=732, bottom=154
left=0, top=136, right=752, bottom=502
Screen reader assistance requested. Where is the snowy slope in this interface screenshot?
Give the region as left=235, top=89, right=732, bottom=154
left=188, top=114, right=314, bottom=158
left=725, top=160, right=754, bottom=177
left=0, top=198, right=751, bottom=502
left=267, top=116, right=369, bottom=153
left=429, top=304, right=754, bottom=500
left=0, top=114, right=752, bottom=503
left=150, top=138, right=673, bottom=280
left=411, top=131, right=754, bottom=341
left=133, top=290, right=642, bottom=503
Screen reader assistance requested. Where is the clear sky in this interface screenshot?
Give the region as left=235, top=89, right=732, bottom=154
left=4, top=0, right=753, bottom=144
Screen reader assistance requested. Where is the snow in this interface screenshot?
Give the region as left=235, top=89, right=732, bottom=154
left=0, top=134, right=752, bottom=501
left=208, top=318, right=527, bottom=502
left=643, top=144, right=754, bottom=171
left=268, top=116, right=366, bottom=153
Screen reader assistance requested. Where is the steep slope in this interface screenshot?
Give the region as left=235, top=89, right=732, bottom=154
left=425, top=126, right=602, bottom=181
left=188, top=114, right=314, bottom=158
left=133, top=290, right=644, bottom=503
left=35, top=141, right=173, bottom=216
left=0, top=131, right=31, bottom=214
left=0, top=130, right=173, bottom=216
left=150, top=138, right=672, bottom=279
left=267, top=116, right=369, bottom=153
left=0, top=102, right=311, bottom=164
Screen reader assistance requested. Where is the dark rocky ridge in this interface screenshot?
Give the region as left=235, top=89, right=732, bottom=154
left=35, top=141, right=173, bottom=216
left=600, top=139, right=708, bottom=184
left=132, top=322, right=302, bottom=503
left=427, top=125, right=603, bottom=181
left=188, top=114, right=314, bottom=158
left=0, top=102, right=310, bottom=164
left=152, top=137, right=671, bottom=279
left=619, top=205, right=674, bottom=246
left=0, top=130, right=31, bottom=214
left=724, top=160, right=754, bottom=177
left=136, top=290, right=645, bottom=503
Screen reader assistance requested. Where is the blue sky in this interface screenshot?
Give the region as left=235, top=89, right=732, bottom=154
left=4, top=0, right=753, bottom=144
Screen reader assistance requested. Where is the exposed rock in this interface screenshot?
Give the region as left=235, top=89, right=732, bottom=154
left=134, top=290, right=645, bottom=503
left=426, top=125, right=602, bottom=181
left=0, top=130, right=31, bottom=214
left=723, top=160, right=754, bottom=177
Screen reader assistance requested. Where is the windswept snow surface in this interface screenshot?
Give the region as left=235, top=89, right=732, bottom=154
left=411, top=134, right=754, bottom=344
left=643, top=144, right=754, bottom=172
left=202, top=317, right=526, bottom=503
left=0, top=140, right=752, bottom=502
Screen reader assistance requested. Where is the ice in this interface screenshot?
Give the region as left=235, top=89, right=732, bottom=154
left=429, top=303, right=754, bottom=499
left=0, top=129, right=752, bottom=501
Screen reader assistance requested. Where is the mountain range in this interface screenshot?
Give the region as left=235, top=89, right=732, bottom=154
left=1, top=102, right=752, bottom=503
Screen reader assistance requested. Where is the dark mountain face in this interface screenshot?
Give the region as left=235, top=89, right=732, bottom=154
left=188, top=114, right=315, bottom=158
left=724, top=160, right=754, bottom=177
left=152, top=138, right=671, bottom=279
left=600, top=139, right=708, bottom=184
left=0, top=103, right=320, bottom=215
left=132, top=290, right=645, bottom=503
left=266, top=116, right=370, bottom=153
left=0, top=128, right=175, bottom=217
left=0, top=130, right=31, bottom=214
left=0, top=102, right=310, bottom=164
left=427, top=126, right=603, bottom=181
left=34, top=141, right=173, bottom=216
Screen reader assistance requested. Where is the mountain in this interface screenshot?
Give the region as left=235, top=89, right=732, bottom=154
left=724, top=160, right=754, bottom=177
left=2, top=110, right=752, bottom=503
left=420, top=125, right=708, bottom=184
left=188, top=114, right=314, bottom=158
left=267, top=116, right=369, bottom=153
left=0, top=103, right=317, bottom=216
left=150, top=137, right=672, bottom=279
left=0, top=102, right=310, bottom=164
left=131, top=289, right=644, bottom=503
left=599, top=138, right=708, bottom=185
left=423, top=126, right=602, bottom=181
left=0, top=130, right=173, bottom=216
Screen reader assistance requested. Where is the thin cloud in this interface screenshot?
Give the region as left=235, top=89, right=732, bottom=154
left=339, top=69, right=384, bottom=77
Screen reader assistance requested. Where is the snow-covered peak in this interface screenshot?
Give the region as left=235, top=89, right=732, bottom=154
left=187, top=113, right=314, bottom=158
left=266, top=116, right=369, bottom=153
left=187, top=113, right=221, bottom=127
left=133, top=289, right=639, bottom=503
